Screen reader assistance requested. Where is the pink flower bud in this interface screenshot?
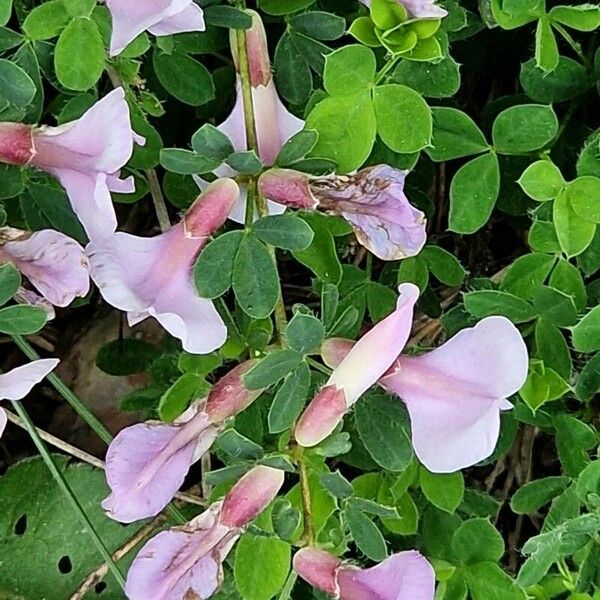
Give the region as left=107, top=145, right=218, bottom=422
left=230, top=10, right=271, bottom=87
left=293, top=548, right=340, bottom=596
left=0, top=122, right=35, bottom=166
left=258, top=169, right=319, bottom=209
left=220, top=465, right=285, bottom=528
left=205, top=360, right=262, bottom=423
left=184, top=179, right=240, bottom=239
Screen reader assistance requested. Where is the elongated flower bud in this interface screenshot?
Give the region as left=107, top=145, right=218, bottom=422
left=230, top=9, right=271, bottom=87
left=0, top=122, right=34, bottom=166
left=184, top=179, right=240, bottom=238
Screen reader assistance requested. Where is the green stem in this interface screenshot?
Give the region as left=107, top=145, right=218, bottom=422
left=277, top=570, right=298, bottom=600
left=11, top=335, right=113, bottom=445
left=553, top=23, right=587, bottom=65
left=12, top=400, right=125, bottom=589
left=145, top=168, right=171, bottom=232
left=375, top=54, right=400, bottom=85
left=306, top=357, right=332, bottom=376
left=297, top=452, right=315, bottom=546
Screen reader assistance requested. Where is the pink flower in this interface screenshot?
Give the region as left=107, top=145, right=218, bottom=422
left=0, top=89, right=142, bottom=241
left=294, top=548, right=435, bottom=600
left=195, top=10, right=304, bottom=223
left=294, top=283, right=419, bottom=447
left=103, top=360, right=263, bottom=523
left=258, top=166, right=427, bottom=261
left=0, top=227, right=90, bottom=307
left=322, top=317, right=529, bottom=473
left=106, top=0, right=205, bottom=56
left=88, top=179, right=238, bottom=355
left=359, top=0, right=447, bottom=19
left=0, top=359, right=59, bottom=438
left=125, top=465, right=285, bottom=600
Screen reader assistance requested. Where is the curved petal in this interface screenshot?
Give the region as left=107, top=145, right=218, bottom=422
left=107, top=0, right=190, bottom=55
left=381, top=317, right=528, bottom=472
left=0, top=408, right=6, bottom=438
left=148, top=2, right=205, bottom=35
left=338, top=551, right=435, bottom=600
left=125, top=503, right=236, bottom=600
left=0, top=359, right=59, bottom=401
left=103, top=411, right=218, bottom=523
left=293, top=548, right=340, bottom=596
left=3, top=230, right=90, bottom=307
left=402, top=0, right=447, bottom=18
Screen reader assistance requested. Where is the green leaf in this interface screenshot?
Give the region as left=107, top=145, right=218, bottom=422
left=268, top=362, right=311, bottom=433
left=95, top=339, right=160, bottom=376
left=345, top=505, right=388, bottom=561
left=323, top=45, right=376, bottom=95
left=566, top=176, right=600, bottom=223
left=0, top=456, right=144, bottom=599
left=276, top=130, right=318, bottom=166
left=22, top=0, right=70, bottom=40
left=535, top=319, right=571, bottom=379
left=0, top=262, right=21, bottom=305
left=520, top=57, right=588, bottom=103
left=320, top=470, right=354, bottom=500
left=194, top=230, right=243, bottom=299
left=427, top=107, right=488, bottom=162
left=466, top=561, right=525, bottom=600
left=373, top=84, right=432, bottom=153
left=227, top=150, right=263, bottom=175
left=550, top=259, right=586, bottom=311
left=518, top=160, right=564, bottom=201
left=393, top=56, right=461, bottom=99
left=160, top=148, right=217, bottom=175
left=271, top=499, right=302, bottom=541
left=510, top=477, right=571, bottom=514
left=528, top=219, right=561, bottom=254
left=232, top=233, right=280, bottom=319
left=501, top=253, right=556, bottom=298
left=234, top=534, right=290, bottom=600
left=253, top=214, right=314, bottom=251
left=553, top=189, right=596, bottom=257
left=0, top=305, right=47, bottom=334
left=290, top=11, right=346, bottom=40
left=158, top=372, right=209, bottom=422
left=520, top=360, right=569, bottom=411
left=244, top=349, right=304, bottom=390
left=572, top=305, right=600, bottom=353
left=203, top=5, right=253, bottom=29
left=54, top=18, right=105, bottom=91
left=549, top=5, right=600, bottom=31
left=532, top=285, right=578, bottom=327
left=575, top=352, right=600, bottom=401
left=449, top=152, right=500, bottom=234
left=420, top=468, right=465, bottom=514
left=306, top=91, right=377, bottom=173
left=217, top=429, right=264, bottom=460
left=463, top=290, right=535, bottom=323
left=286, top=313, right=324, bottom=354
left=355, top=390, right=413, bottom=472
left=555, top=415, right=597, bottom=476
left=63, top=0, right=95, bottom=17
left=274, top=32, right=312, bottom=106
left=258, top=0, right=315, bottom=16
left=492, top=105, right=558, bottom=154
left=153, top=49, right=215, bottom=106
left=452, top=518, right=505, bottom=564
left=535, top=17, right=559, bottom=72
left=0, top=0, right=11, bottom=25
left=191, top=123, right=235, bottom=162
left=0, top=58, right=36, bottom=108
left=293, top=213, right=343, bottom=284
left=422, top=245, right=466, bottom=286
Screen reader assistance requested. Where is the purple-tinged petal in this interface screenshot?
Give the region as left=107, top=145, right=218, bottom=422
left=337, top=551, right=435, bottom=600
left=1, top=229, right=89, bottom=307
left=147, top=2, right=205, bottom=36
left=0, top=408, right=6, bottom=439
left=293, top=548, right=340, bottom=596
left=125, top=502, right=237, bottom=600
left=103, top=409, right=218, bottom=523
left=220, top=465, right=286, bottom=528
left=0, top=359, right=59, bottom=401
left=13, top=288, right=56, bottom=320
left=381, top=316, right=528, bottom=472
left=359, top=0, right=447, bottom=18
left=205, top=360, right=262, bottom=422
left=0, top=122, right=34, bottom=166
left=295, top=283, right=419, bottom=448
left=89, top=180, right=237, bottom=353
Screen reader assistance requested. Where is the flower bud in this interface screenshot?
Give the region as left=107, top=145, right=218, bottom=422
left=230, top=10, right=271, bottom=87
left=293, top=548, right=340, bottom=596
left=258, top=169, right=319, bottom=209
left=0, top=122, right=34, bottom=166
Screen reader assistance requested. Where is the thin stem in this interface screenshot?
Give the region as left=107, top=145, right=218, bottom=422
left=277, top=570, right=298, bottom=600
left=145, top=168, right=171, bottom=233
left=553, top=23, right=587, bottom=65
left=12, top=401, right=126, bottom=589
left=235, top=28, right=260, bottom=156
left=375, top=54, right=400, bottom=85
left=11, top=335, right=113, bottom=445
left=306, top=357, right=332, bottom=376
left=297, top=452, right=315, bottom=545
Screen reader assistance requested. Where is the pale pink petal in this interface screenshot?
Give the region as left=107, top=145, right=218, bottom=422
left=381, top=316, right=528, bottom=472
left=0, top=122, right=34, bottom=165
left=321, top=338, right=355, bottom=370
left=220, top=465, right=285, bottom=528
left=148, top=2, right=205, bottom=36
left=125, top=503, right=237, bottom=600
left=0, top=359, right=59, bottom=401
left=0, top=408, right=6, bottom=438
left=337, top=551, right=435, bottom=600
left=2, top=230, right=89, bottom=307
left=295, top=283, right=419, bottom=448
left=359, top=0, right=447, bottom=18
left=103, top=411, right=219, bottom=523
left=13, top=288, right=56, bottom=320
left=293, top=548, right=340, bottom=596
left=106, top=0, right=192, bottom=56
left=107, top=174, right=136, bottom=194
